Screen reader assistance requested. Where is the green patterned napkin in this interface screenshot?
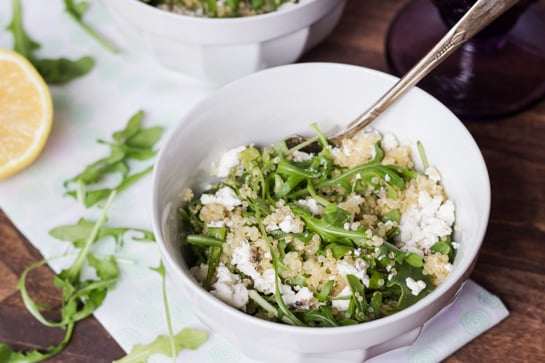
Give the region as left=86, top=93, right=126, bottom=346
left=0, top=1, right=508, bottom=362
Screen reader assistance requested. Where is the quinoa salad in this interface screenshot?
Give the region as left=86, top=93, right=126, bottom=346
left=180, top=126, right=457, bottom=327
left=138, top=0, right=305, bottom=18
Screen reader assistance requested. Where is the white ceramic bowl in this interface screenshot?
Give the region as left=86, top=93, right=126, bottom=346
left=151, top=63, right=491, bottom=363
left=102, top=0, right=346, bottom=84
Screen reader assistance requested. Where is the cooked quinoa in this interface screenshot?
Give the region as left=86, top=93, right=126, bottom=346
left=180, top=126, right=457, bottom=326
left=139, top=0, right=302, bottom=18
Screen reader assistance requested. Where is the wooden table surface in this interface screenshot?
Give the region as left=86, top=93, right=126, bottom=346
left=1, top=0, right=544, bottom=362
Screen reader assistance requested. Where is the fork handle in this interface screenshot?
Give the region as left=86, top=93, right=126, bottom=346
left=333, top=0, right=521, bottom=142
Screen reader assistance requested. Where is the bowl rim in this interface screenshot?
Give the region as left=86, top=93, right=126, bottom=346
left=151, top=62, right=491, bottom=335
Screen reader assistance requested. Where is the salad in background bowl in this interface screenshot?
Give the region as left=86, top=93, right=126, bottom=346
left=139, top=0, right=306, bottom=18
left=151, top=63, right=491, bottom=362
left=101, top=0, right=346, bottom=84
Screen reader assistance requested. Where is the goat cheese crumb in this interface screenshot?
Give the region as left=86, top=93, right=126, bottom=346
left=213, top=145, right=246, bottom=177
left=425, top=167, right=441, bottom=183
left=278, top=215, right=300, bottom=233
left=406, top=277, right=427, bottom=296
left=200, top=186, right=242, bottom=211
left=211, top=264, right=249, bottom=309
left=296, top=198, right=324, bottom=216
left=332, top=286, right=352, bottom=312
left=280, top=285, right=313, bottom=309
left=398, top=191, right=455, bottom=255
left=292, top=150, right=314, bottom=161
left=337, top=258, right=370, bottom=287
left=381, top=133, right=399, bottom=150
left=231, top=240, right=276, bottom=294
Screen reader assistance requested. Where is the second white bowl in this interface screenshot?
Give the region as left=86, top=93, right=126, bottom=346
left=102, top=0, right=346, bottom=84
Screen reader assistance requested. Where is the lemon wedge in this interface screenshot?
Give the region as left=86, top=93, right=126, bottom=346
left=0, top=48, right=53, bottom=180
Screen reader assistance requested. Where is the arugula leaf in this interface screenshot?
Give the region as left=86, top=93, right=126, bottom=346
left=64, top=0, right=118, bottom=53
left=301, top=306, right=338, bottom=327
left=7, top=0, right=39, bottom=57
left=386, top=261, right=434, bottom=310
left=0, top=324, right=74, bottom=363
left=49, top=218, right=155, bottom=248
left=151, top=261, right=176, bottom=361
left=292, top=206, right=368, bottom=246
left=114, top=328, right=208, bottom=363
left=4, top=193, right=120, bottom=361
left=257, top=213, right=305, bottom=326
left=346, top=274, right=368, bottom=322
left=8, top=0, right=95, bottom=84
left=64, top=111, right=163, bottom=207
left=33, top=56, right=95, bottom=84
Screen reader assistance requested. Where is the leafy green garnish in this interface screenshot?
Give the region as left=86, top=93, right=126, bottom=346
left=386, top=262, right=434, bottom=310
left=49, top=218, right=155, bottom=248
left=64, top=111, right=163, bottom=207
left=139, top=261, right=208, bottom=363
left=1, top=192, right=116, bottom=362
left=64, top=0, right=118, bottom=53
left=113, top=328, right=208, bottom=363
left=8, top=0, right=95, bottom=84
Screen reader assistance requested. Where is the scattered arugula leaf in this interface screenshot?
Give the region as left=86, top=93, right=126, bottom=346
left=1, top=190, right=160, bottom=362
left=8, top=0, right=95, bottom=84
left=151, top=261, right=177, bottom=362
left=64, top=0, right=118, bottom=53
left=49, top=217, right=155, bottom=249
left=1, top=192, right=117, bottom=362
left=64, top=110, right=164, bottom=207
left=113, top=328, right=208, bottom=363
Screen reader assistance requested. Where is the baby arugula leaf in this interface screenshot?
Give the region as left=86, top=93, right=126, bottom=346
left=150, top=261, right=177, bottom=362
left=0, top=324, right=74, bottom=363
left=3, top=193, right=118, bottom=362
left=49, top=217, right=155, bottom=249
left=113, top=328, right=208, bottom=363
left=64, top=0, right=118, bottom=53
left=64, top=111, right=164, bottom=207
left=33, top=56, right=95, bottom=85
left=386, top=261, right=434, bottom=310
left=8, top=0, right=95, bottom=84
left=7, top=190, right=157, bottom=362
left=112, top=259, right=208, bottom=363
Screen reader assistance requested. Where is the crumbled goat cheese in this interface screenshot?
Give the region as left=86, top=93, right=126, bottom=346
left=425, top=167, right=441, bottom=183
left=254, top=268, right=276, bottom=295
left=296, top=198, right=323, bottom=216
left=207, top=220, right=225, bottom=228
left=398, top=191, right=455, bottom=256
left=231, top=240, right=259, bottom=278
left=213, top=145, right=246, bottom=177
left=292, top=150, right=314, bottom=162
left=231, top=240, right=276, bottom=294
left=405, top=277, right=427, bottom=296
left=381, top=133, right=399, bottom=150
left=337, top=258, right=370, bottom=287
left=332, top=286, right=352, bottom=312
left=280, top=285, right=313, bottom=310
left=211, top=264, right=249, bottom=309
left=451, top=242, right=460, bottom=250
left=200, top=186, right=242, bottom=211
left=278, top=215, right=300, bottom=233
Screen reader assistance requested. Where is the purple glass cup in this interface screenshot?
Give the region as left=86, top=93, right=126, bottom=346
left=386, top=0, right=545, bottom=119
